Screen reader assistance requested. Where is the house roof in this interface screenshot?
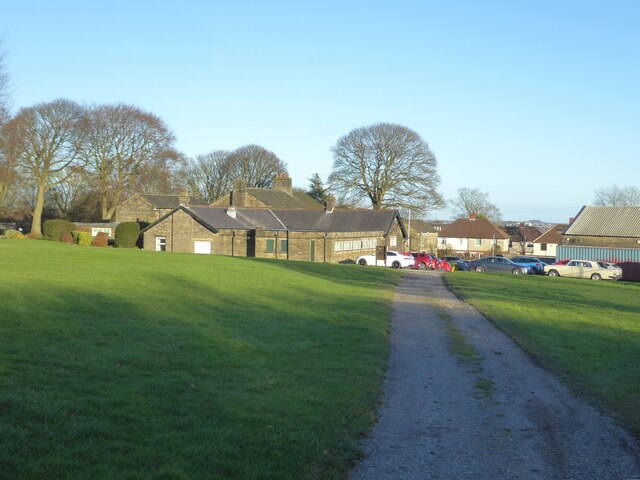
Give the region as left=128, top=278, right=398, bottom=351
left=245, top=189, right=324, bottom=209
left=139, top=194, right=207, bottom=209
left=533, top=224, right=569, bottom=245
left=271, top=208, right=405, bottom=235
left=439, top=217, right=510, bottom=240
left=505, top=225, right=543, bottom=243
left=410, top=219, right=448, bottom=233
left=187, top=207, right=286, bottom=232
left=565, top=206, right=640, bottom=238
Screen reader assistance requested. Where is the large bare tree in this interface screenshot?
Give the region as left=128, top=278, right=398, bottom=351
left=0, top=42, right=13, bottom=215
left=227, top=144, right=287, bottom=188
left=7, top=99, right=85, bottom=235
left=81, top=103, right=176, bottom=220
left=329, top=123, right=443, bottom=213
left=593, top=185, right=640, bottom=207
left=183, top=150, right=234, bottom=203
left=450, top=188, right=502, bottom=222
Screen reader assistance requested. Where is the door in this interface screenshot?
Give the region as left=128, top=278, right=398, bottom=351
left=246, top=230, right=256, bottom=257
left=194, top=241, right=212, bottom=254
left=310, top=240, right=316, bottom=262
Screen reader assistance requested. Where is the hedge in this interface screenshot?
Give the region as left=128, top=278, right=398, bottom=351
left=43, top=219, right=77, bottom=242
left=115, top=222, right=140, bottom=248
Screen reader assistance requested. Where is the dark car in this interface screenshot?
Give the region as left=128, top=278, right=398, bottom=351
left=469, top=256, right=533, bottom=275
left=441, top=256, right=469, bottom=271
left=510, top=256, right=545, bottom=274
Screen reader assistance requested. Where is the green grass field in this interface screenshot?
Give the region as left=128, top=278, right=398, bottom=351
left=444, top=272, right=640, bottom=436
left=0, top=240, right=401, bottom=480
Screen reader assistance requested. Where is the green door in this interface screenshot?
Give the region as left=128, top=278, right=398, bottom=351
left=310, top=240, right=316, bottom=262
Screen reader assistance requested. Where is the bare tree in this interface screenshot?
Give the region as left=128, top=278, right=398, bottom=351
left=227, top=144, right=287, bottom=188
left=0, top=40, right=9, bottom=124
left=593, top=185, right=640, bottom=207
left=329, top=123, right=444, bottom=213
left=81, top=103, right=177, bottom=221
left=450, top=188, right=502, bottom=222
left=6, top=99, right=85, bottom=235
left=182, top=150, right=234, bottom=203
left=0, top=42, right=13, bottom=215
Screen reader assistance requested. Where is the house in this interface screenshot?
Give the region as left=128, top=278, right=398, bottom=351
left=211, top=174, right=323, bottom=210
left=409, top=220, right=448, bottom=253
left=140, top=197, right=407, bottom=263
left=504, top=223, right=543, bottom=255
left=437, top=214, right=510, bottom=258
left=557, top=206, right=640, bottom=281
left=531, top=224, right=569, bottom=258
left=115, top=193, right=207, bottom=223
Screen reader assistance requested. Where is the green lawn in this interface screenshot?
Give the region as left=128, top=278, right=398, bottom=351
left=444, top=272, right=640, bottom=436
left=0, top=240, right=401, bottom=480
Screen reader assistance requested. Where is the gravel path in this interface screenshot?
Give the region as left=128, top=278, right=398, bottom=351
left=350, top=270, right=640, bottom=479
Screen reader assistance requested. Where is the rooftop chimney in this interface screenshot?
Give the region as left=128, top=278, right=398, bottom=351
left=226, top=206, right=237, bottom=219
left=179, top=191, right=190, bottom=206
left=273, top=173, right=292, bottom=195
left=231, top=180, right=246, bottom=207
left=325, top=194, right=336, bottom=213
left=469, top=213, right=477, bottom=220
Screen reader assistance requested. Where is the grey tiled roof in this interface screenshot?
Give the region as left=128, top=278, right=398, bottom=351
left=140, top=194, right=207, bottom=209
left=187, top=207, right=285, bottom=231
left=565, top=206, right=640, bottom=237
left=271, top=208, right=402, bottom=234
left=244, top=189, right=324, bottom=209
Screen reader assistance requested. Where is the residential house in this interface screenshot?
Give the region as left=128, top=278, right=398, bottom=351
left=504, top=223, right=543, bottom=255
left=409, top=220, right=448, bottom=253
left=211, top=174, right=323, bottom=210
left=115, top=193, right=207, bottom=223
left=141, top=197, right=407, bottom=263
left=531, top=224, right=569, bottom=258
left=437, top=214, right=510, bottom=258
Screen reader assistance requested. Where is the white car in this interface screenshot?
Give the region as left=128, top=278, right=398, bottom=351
left=356, top=250, right=415, bottom=269
left=544, top=260, right=622, bottom=280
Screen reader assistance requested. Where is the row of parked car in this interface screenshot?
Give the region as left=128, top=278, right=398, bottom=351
left=355, top=250, right=623, bottom=281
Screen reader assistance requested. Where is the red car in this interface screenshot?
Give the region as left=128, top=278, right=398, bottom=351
left=411, top=252, right=437, bottom=270
left=552, top=259, right=571, bottom=265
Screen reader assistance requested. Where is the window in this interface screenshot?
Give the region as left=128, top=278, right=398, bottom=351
left=280, top=239, right=288, bottom=254
left=155, top=237, right=166, bottom=252
left=540, top=243, right=547, bottom=251
left=266, top=239, right=275, bottom=253
left=475, top=238, right=482, bottom=246
left=389, top=236, right=397, bottom=247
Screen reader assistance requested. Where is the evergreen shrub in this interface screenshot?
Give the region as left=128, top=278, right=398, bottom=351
left=92, top=232, right=109, bottom=247
left=77, top=232, right=92, bottom=246
left=61, top=232, right=75, bottom=244
left=5, top=229, right=25, bottom=240
left=115, top=222, right=140, bottom=248
left=43, top=219, right=77, bottom=241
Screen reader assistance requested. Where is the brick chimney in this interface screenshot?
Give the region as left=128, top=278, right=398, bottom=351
left=325, top=194, right=336, bottom=213
left=230, top=180, right=246, bottom=207
left=179, top=191, right=190, bottom=206
left=469, top=213, right=477, bottom=220
left=273, top=173, right=292, bottom=195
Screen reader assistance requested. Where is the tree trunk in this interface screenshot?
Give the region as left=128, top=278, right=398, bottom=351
left=31, top=183, right=46, bottom=236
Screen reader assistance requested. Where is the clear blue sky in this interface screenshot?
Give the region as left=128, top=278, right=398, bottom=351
left=3, top=1, right=639, bottom=222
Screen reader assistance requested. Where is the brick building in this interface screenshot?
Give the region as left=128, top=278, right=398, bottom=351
left=437, top=214, right=510, bottom=258
left=114, top=193, right=207, bottom=223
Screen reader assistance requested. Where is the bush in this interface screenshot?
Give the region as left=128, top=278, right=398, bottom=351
left=92, top=232, right=108, bottom=247
left=115, top=222, right=140, bottom=248
left=77, top=232, right=92, bottom=246
left=43, top=219, right=77, bottom=242
left=5, top=229, right=25, bottom=240
left=61, top=232, right=75, bottom=244
left=25, top=232, right=42, bottom=240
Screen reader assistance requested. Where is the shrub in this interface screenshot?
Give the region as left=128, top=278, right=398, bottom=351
left=77, top=232, right=92, bottom=246
left=115, top=222, right=140, bottom=248
left=5, top=229, right=25, bottom=240
left=92, top=231, right=109, bottom=247
left=43, top=219, right=77, bottom=242
left=25, top=232, right=42, bottom=240
left=61, top=232, right=75, bottom=244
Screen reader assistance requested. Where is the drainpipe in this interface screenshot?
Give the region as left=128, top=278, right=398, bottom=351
left=275, top=231, right=279, bottom=259
left=231, top=230, right=235, bottom=257
left=323, top=233, right=327, bottom=263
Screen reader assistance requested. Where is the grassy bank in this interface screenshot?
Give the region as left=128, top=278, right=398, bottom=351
left=444, top=272, right=640, bottom=436
left=0, top=240, right=401, bottom=479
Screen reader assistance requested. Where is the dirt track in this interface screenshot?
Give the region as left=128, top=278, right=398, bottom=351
left=350, top=270, right=640, bottom=479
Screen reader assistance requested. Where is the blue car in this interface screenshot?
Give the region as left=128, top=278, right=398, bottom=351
left=469, top=256, right=533, bottom=275
left=510, top=256, right=545, bottom=274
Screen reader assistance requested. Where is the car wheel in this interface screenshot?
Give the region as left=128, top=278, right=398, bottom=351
left=591, top=273, right=602, bottom=281
left=548, top=269, right=560, bottom=277
left=358, top=258, right=367, bottom=266
left=512, top=268, right=522, bottom=275
left=391, top=260, right=401, bottom=269
left=418, top=262, right=427, bottom=270
left=475, top=266, right=485, bottom=272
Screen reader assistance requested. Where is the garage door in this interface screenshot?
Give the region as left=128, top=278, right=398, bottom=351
left=193, top=241, right=212, bottom=254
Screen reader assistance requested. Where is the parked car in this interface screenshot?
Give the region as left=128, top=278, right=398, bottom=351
left=551, top=259, right=571, bottom=265
left=469, top=256, right=533, bottom=275
left=356, top=250, right=416, bottom=268
left=441, top=256, right=469, bottom=271
left=544, top=260, right=622, bottom=280
left=412, top=252, right=437, bottom=270
left=510, top=256, right=545, bottom=274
